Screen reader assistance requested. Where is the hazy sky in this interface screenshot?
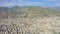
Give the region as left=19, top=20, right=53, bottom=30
left=0, top=0, right=60, bottom=7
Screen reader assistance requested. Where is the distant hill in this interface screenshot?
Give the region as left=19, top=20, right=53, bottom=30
left=51, top=7, right=60, bottom=11
left=0, top=7, right=10, bottom=18
left=0, top=6, right=60, bottom=18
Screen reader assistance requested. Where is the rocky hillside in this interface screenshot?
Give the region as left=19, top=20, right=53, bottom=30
left=0, top=6, right=60, bottom=34
left=0, top=16, right=60, bottom=34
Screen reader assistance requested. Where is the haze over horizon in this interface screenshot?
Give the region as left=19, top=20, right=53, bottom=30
left=0, top=0, right=60, bottom=7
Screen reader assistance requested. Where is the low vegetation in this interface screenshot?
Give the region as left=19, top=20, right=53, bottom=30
left=0, top=6, right=60, bottom=34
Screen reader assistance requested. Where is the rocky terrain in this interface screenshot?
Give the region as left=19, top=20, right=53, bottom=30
left=0, top=6, right=60, bottom=34
left=0, top=16, right=60, bottom=34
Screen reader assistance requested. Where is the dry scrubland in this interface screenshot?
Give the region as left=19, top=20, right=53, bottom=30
left=0, top=16, right=60, bottom=34
left=0, top=6, right=60, bottom=34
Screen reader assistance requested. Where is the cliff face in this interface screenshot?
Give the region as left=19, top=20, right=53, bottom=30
left=0, top=16, right=60, bottom=34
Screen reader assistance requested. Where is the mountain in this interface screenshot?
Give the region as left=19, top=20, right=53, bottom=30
left=52, top=7, right=60, bottom=11
left=0, top=7, right=10, bottom=18
left=0, top=6, right=60, bottom=18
